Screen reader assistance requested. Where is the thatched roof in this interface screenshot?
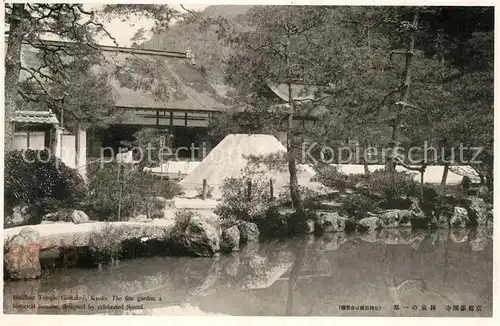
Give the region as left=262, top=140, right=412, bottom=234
left=18, top=41, right=228, bottom=113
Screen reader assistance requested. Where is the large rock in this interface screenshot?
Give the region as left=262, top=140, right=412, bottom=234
left=408, top=198, right=431, bottom=229
left=71, top=210, right=90, bottom=224
left=42, top=209, right=89, bottom=224
left=4, top=227, right=41, bottom=280
left=477, top=185, right=490, bottom=198
left=168, top=213, right=221, bottom=257
left=314, top=212, right=351, bottom=234
left=5, top=205, right=31, bottom=228
left=379, top=209, right=412, bottom=228
left=450, top=207, right=470, bottom=228
left=357, top=216, right=382, bottom=232
left=221, top=226, right=240, bottom=253
left=237, top=221, right=260, bottom=244
left=469, top=197, right=492, bottom=225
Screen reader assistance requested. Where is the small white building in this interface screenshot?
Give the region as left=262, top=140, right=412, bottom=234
left=11, top=110, right=86, bottom=179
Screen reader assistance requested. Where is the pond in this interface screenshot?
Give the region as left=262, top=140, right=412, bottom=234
left=3, top=227, right=493, bottom=317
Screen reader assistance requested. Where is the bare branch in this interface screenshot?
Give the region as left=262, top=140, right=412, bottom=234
left=20, top=65, right=64, bottom=101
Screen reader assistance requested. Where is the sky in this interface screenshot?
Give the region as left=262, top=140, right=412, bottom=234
left=87, top=4, right=209, bottom=47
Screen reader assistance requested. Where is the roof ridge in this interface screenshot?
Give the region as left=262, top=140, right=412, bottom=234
left=18, top=38, right=188, bottom=59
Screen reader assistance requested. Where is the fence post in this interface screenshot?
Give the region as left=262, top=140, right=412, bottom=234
left=178, top=170, right=181, bottom=181
left=269, top=178, right=274, bottom=201
left=247, top=179, right=252, bottom=202
left=202, top=179, right=207, bottom=200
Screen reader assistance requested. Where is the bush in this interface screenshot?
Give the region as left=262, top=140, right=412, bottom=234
left=85, top=162, right=182, bottom=221
left=253, top=206, right=317, bottom=239
left=340, top=194, right=378, bottom=220
left=313, top=165, right=350, bottom=191
left=4, top=149, right=86, bottom=221
left=287, top=209, right=318, bottom=237
left=88, top=223, right=124, bottom=265
left=215, top=175, right=272, bottom=221
left=369, top=170, right=417, bottom=200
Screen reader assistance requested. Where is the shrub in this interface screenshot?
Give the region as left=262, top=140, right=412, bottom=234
left=88, top=222, right=124, bottom=265
left=253, top=206, right=288, bottom=239
left=85, top=162, right=182, bottom=221
left=4, top=149, right=86, bottom=220
left=215, top=175, right=272, bottom=221
left=340, top=194, right=378, bottom=220
left=276, top=184, right=323, bottom=209
left=253, top=206, right=317, bottom=239
left=287, top=209, right=318, bottom=236
left=313, top=165, right=350, bottom=191
left=361, top=170, right=418, bottom=205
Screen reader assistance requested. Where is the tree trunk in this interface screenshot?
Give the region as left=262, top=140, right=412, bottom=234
left=440, top=163, right=449, bottom=185
left=285, top=42, right=303, bottom=213
left=287, top=83, right=303, bottom=213
left=4, top=4, right=27, bottom=151
left=387, top=11, right=419, bottom=173
left=363, top=141, right=369, bottom=175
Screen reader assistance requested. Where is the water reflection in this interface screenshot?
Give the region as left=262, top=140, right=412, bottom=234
left=4, top=228, right=493, bottom=316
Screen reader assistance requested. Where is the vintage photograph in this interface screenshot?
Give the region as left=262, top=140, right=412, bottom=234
left=2, top=3, right=494, bottom=317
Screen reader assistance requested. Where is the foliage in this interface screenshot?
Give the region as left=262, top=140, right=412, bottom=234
left=4, top=149, right=86, bottom=219
left=215, top=175, right=272, bottom=221
left=85, top=162, right=182, bottom=221
left=130, top=127, right=172, bottom=169
left=362, top=170, right=418, bottom=203
left=312, top=165, right=350, bottom=192
left=287, top=209, right=318, bottom=237
left=253, top=206, right=317, bottom=239
left=88, top=223, right=124, bottom=265
left=340, top=194, right=378, bottom=221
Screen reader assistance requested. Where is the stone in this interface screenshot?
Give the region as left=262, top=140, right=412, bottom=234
left=5, top=205, right=31, bottom=228
left=357, top=216, right=382, bottom=232
left=477, top=185, right=490, bottom=198
left=450, top=207, right=470, bottom=228
left=4, top=227, right=41, bottom=280
left=433, top=213, right=450, bottom=229
left=469, top=197, right=492, bottom=225
left=314, top=212, right=349, bottom=234
left=221, top=226, right=240, bottom=253
left=182, top=215, right=221, bottom=257
left=71, top=210, right=89, bottom=224
left=237, top=221, right=260, bottom=244
left=42, top=209, right=74, bottom=223
left=379, top=209, right=412, bottom=228
left=306, top=219, right=315, bottom=234
left=408, top=198, right=431, bottom=229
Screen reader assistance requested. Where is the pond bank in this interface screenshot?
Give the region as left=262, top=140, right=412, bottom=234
left=3, top=206, right=493, bottom=282
left=3, top=227, right=493, bottom=316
